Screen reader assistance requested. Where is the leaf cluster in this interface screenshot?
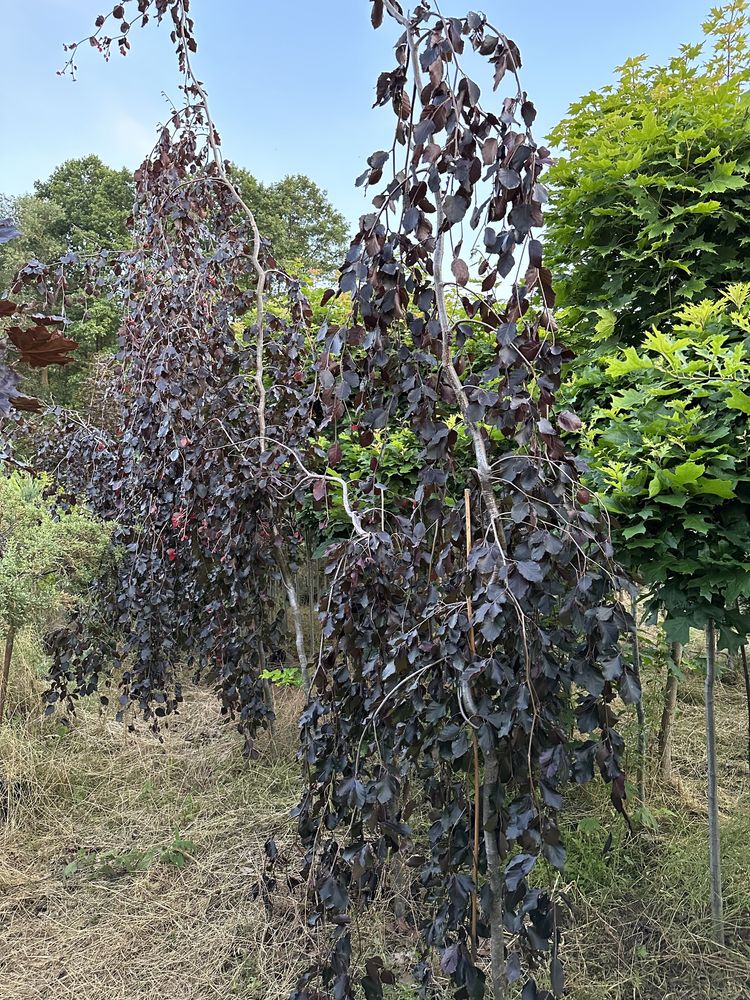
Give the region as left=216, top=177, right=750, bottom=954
left=581, top=286, right=750, bottom=648
left=545, top=3, right=750, bottom=353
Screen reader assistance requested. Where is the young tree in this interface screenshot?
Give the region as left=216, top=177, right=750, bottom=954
left=545, top=0, right=750, bottom=786
left=0, top=470, right=109, bottom=720
left=581, top=285, right=750, bottom=943
left=292, top=5, right=632, bottom=999
left=19, top=0, right=329, bottom=751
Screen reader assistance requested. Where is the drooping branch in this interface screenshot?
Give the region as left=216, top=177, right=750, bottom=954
left=294, top=7, right=631, bottom=1000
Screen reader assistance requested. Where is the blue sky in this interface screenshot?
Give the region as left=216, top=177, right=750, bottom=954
left=2, top=0, right=710, bottom=226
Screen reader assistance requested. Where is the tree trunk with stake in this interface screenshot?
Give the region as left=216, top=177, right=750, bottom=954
left=740, top=644, right=750, bottom=773
left=704, top=619, right=724, bottom=945
left=658, top=640, right=683, bottom=781
left=630, top=589, right=647, bottom=802
left=273, top=541, right=310, bottom=694
left=307, top=547, right=316, bottom=659
left=0, top=628, right=16, bottom=722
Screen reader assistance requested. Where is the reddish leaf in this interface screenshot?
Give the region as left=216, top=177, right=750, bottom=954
left=482, top=137, right=498, bottom=165
left=312, top=478, right=328, bottom=502
left=521, top=100, right=537, bottom=127
left=428, top=59, right=443, bottom=87
left=7, top=326, right=79, bottom=367
left=11, top=394, right=42, bottom=413
left=451, top=258, right=470, bottom=287
left=558, top=410, right=583, bottom=433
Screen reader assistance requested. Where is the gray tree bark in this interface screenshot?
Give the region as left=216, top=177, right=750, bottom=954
left=658, top=640, right=683, bottom=781
left=704, top=620, right=724, bottom=945
left=0, top=628, right=16, bottom=722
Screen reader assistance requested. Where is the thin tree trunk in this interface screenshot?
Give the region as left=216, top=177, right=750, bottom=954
left=740, top=644, right=750, bottom=773
left=307, top=550, right=316, bottom=657
left=658, top=641, right=683, bottom=781
left=705, top=620, right=724, bottom=945
left=273, top=543, right=310, bottom=694
left=630, top=590, right=647, bottom=802
left=482, top=748, right=506, bottom=1000
left=258, top=642, right=275, bottom=729
left=0, top=628, right=16, bottom=722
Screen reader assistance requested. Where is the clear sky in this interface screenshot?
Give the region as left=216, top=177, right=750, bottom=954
left=2, top=0, right=711, bottom=227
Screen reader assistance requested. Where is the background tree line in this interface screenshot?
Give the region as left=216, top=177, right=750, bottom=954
left=0, top=155, right=348, bottom=403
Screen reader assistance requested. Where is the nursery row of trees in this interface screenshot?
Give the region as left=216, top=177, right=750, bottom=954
left=1, top=0, right=750, bottom=997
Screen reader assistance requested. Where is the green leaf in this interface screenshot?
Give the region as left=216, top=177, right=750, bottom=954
left=726, top=386, right=750, bottom=414
left=693, top=477, right=736, bottom=498
left=670, top=461, right=705, bottom=486
left=683, top=514, right=710, bottom=534
left=675, top=199, right=722, bottom=216
left=594, top=308, right=617, bottom=340
left=694, top=146, right=721, bottom=165
left=654, top=493, right=688, bottom=508
left=622, top=523, right=647, bottom=539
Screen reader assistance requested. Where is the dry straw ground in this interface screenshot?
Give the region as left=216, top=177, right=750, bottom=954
left=1, top=632, right=749, bottom=1000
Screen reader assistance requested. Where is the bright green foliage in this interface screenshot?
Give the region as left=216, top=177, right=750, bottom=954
left=0, top=471, right=110, bottom=637
left=0, top=195, right=66, bottom=290
left=545, top=2, right=750, bottom=351
left=581, top=286, right=750, bottom=648
left=231, top=166, right=349, bottom=276
left=1, top=157, right=133, bottom=403
left=33, top=155, right=134, bottom=253
left=62, top=832, right=197, bottom=880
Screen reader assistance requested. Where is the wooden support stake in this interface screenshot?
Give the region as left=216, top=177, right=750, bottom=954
left=465, top=488, right=480, bottom=961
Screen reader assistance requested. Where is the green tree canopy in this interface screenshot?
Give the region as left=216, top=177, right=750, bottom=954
left=0, top=195, right=66, bottom=290
left=0, top=469, right=110, bottom=718
left=34, top=154, right=134, bottom=253
left=545, top=2, right=750, bottom=352
left=230, top=167, right=348, bottom=276
left=580, top=285, right=750, bottom=648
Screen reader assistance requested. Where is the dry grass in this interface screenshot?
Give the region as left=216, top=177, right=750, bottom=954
left=0, top=645, right=311, bottom=1000
left=0, top=630, right=749, bottom=999
left=560, top=641, right=750, bottom=1000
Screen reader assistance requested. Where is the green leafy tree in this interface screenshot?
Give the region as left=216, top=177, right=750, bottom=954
left=546, top=2, right=750, bottom=353
left=231, top=167, right=348, bottom=276
left=581, top=285, right=750, bottom=944
left=0, top=470, right=110, bottom=720
left=0, top=195, right=66, bottom=290
left=583, top=286, right=750, bottom=647
left=547, top=0, right=750, bottom=797
left=34, top=154, right=134, bottom=253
